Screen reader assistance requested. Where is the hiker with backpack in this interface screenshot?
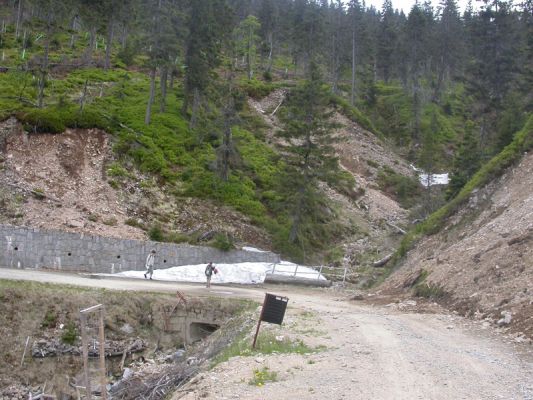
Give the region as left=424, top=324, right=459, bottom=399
left=205, top=262, right=217, bottom=288
left=144, top=249, right=156, bottom=280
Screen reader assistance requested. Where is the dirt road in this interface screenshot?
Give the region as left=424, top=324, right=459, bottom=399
left=1, top=268, right=531, bottom=400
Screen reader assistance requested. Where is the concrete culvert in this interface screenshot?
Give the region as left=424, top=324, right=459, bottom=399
left=189, top=322, right=220, bottom=343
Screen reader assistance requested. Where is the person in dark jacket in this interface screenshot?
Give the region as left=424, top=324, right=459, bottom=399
left=204, top=262, right=217, bottom=288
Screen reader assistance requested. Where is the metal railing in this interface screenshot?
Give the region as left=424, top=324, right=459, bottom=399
left=269, top=263, right=347, bottom=283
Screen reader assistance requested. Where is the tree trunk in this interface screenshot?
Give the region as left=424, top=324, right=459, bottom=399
left=159, top=65, right=168, bottom=113
left=351, top=29, right=357, bottom=106
left=220, top=119, right=231, bottom=181
left=69, top=15, right=77, bottom=49
left=247, top=26, right=253, bottom=80
left=38, top=18, right=51, bottom=109
left=121, top=24, right=127, bottom=49
left=169, top=66, right=175, bottom=91
left=289, top=185, right=306, bottom=244
left=104, top=21, right=114, bottom=70
left=266, top=32, right=273, bottom=73
left=189, top=87, right=200, bottom=130
left=413, top=77, right=421, bottom=143
left=145, top=67, right=156, bottom=125
left=79, top=79, right=88, bottom=113
left=84, top=26, right=96, bottom=64
left=15, top=0, right=23, bottom=39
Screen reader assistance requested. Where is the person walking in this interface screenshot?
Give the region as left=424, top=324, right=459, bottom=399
left=204, top=262, right=217, bottom=288
left=144, top=249, right=156, bottom=280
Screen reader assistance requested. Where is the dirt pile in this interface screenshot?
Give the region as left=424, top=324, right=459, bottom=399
left=0, top=118, right=271, bottom=249
left=380, top=152, right=533, bottom=339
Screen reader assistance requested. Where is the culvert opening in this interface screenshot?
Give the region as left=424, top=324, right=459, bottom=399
left=189, top=322, right=220, bottom=343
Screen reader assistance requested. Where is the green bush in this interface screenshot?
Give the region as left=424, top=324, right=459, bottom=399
left=107, top=162, right=129, bottom=178
left=414, top=282, right=446, bottom=299
left=41, top=310, right=58, bottom=328
left=148, top=225, right=164, bottom=242
left=377, top=167, right=421, bottom=209
left=212, top=232, right=234, bottom=252
left=18, top=108, right=67, bottom=133
left=240, top=79, right=277, bottom=99
left=249, top=367, right=278, bottom=386
left=61, top=322, right=78, bottom=345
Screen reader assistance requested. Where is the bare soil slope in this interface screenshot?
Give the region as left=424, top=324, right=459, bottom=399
left=0, top=118, right=271, bottom=248
left=380, top=152, right=533, bottom=339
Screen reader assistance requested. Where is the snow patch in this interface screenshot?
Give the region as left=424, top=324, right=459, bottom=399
left=410, top=164, right=449, bottom=187
left=112, top=261, right=326, bottom=284
left=242, top=246, right=268, bottom=253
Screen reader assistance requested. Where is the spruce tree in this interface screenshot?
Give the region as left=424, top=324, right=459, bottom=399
left=446, top=125, right=481, bottom=200
left=277, top=64, right=341, bottom=247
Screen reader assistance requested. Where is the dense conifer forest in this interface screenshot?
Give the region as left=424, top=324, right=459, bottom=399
left=0, top=0, right=531, bottom=260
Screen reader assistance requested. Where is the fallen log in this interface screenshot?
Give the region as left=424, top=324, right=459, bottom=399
left=386, top=221, right=406, bottom=235
left=373, top=253, right=393, bottom=268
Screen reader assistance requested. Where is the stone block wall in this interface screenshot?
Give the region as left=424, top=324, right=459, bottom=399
left=0, top=224, right=280, bottom=273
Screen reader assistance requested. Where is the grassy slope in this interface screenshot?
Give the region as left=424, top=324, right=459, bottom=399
left=0, top=25, right=311, bottom=258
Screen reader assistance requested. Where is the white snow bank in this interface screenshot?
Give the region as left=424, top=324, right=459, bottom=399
left=419, top=173, right=449, bottom=187
left=410, top=164, right=449, bottom=187
left=242, top=246, right=268, bottom=253
left=113, top=260, right=326, bottom=284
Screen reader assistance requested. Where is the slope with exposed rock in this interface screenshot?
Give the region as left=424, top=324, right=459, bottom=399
left=0, top=117, right=272, bottom=250
left=380, top=151, right=533, bottom=339
left=249, top=89, right=417, bottom=278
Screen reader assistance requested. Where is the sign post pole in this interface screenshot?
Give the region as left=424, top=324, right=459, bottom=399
left=252, top=293, right=289, bottom=349
left=252, top=295, right=267, bottom=349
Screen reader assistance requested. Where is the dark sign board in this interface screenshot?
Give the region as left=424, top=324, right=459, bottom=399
left=261, top=293, right=289, bottom=325
left=252, top=293, right=289, bottom=348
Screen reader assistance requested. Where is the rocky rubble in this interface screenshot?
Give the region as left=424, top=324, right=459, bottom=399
left=31, top=337, right=146, bottom=358
left=380, top=153, right=533, bottom=339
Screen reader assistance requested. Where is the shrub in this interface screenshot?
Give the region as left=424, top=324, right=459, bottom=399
left=61, top=322, right=78, bottom=345
left=212, top=232, right=234, bottom=252
left=18, top=109, right=66, bottom=133
left=103, top=217, right=118, bottom=226
left=262, top=70, right=273, bottom=82
left=125, top=218, right=142, bottom=228
left=240, top=79, right=277, bottom=99
left=249, top=367, right=278, bottom=386
left=116, top=43, right=138, bottom=67
left=106, top=162, right=129, bottom=178
left=414, top=282, right=446, bottom=299
left=41, top=310, right=58, bottom=328
left=377, top=167, right=421, bottom=209
left=148, top=225, right=164, bottom=241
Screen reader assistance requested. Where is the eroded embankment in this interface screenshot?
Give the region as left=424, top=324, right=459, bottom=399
left=381, top=152, right=533, bottom=340
left=0, top=280, right=252, bottom=399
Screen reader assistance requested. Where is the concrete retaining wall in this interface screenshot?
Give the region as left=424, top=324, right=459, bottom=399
left=154, top=298, right=233, bottom=344
left=0, top=224, right=279, bottom=273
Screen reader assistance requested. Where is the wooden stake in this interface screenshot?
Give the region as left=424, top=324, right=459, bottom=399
left=252, top=295, right=267, bottom=349
left=20, top=336, right=30, bottom=366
